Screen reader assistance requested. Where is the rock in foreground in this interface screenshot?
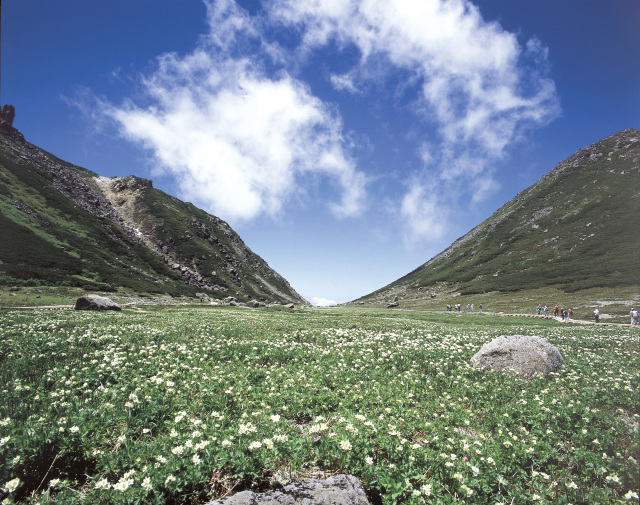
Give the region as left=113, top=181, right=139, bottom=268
left=74, top=294, right=121, bottom=311
left=206, top=474, right=370, bottom=505
left=471, top=335, right=562, bottom=378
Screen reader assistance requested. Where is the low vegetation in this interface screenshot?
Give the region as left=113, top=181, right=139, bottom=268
left=1, top=307, right=638, bottom=504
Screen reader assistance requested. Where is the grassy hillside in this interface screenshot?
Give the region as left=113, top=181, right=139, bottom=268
left=0, top=107, right=306, bottom=304
left=354, top=129, right=640, bottom=316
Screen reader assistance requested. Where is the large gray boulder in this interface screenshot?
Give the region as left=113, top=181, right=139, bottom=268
left=74, top=294, right=121, bottom=311
left=206, top=474, right=370, bottom=505
left=471, top=335, right=562, bottom=378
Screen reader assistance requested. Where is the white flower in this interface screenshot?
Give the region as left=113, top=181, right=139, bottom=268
left=113, top=477, right=134, bottom=491
left=624, top=490, right=639, bottom=500
left=421, top=483, right=432, bottom=496
left=365, top=456, right=373, bottom=465
left=48, top=478, right=60, bottom=487
left=2, top=478, right=20, bottom=493
left=249, top=441, right=262, bottom=450
left=141, top=477, right=152, bottom=491
left=95, top=477, right=110, bottom=489
left=222, top=439, right=232, bottom=447
left=172, top=445, right=184, bottom=455
left=270, top=414, right=281, bottom=423
left=461, top=484, right=473, bottom=496
left=192, top=454, right=201, bottom=465
left=339, top=440, right=352, bottom=451
left=70, top=426, right=80, bottom=433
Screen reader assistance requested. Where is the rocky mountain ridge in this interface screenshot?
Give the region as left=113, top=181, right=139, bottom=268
left=0, top=105, right=308, bottom=304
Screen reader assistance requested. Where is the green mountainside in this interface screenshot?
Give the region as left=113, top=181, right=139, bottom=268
left=0, top=105, right=307, bottom=305
left=354, top=128, right=640, bottom=316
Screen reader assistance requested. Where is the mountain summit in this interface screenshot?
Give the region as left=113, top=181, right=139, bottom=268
left=0, top=106, right=308, bottom=304
left=354, top=128, right=640, bottom=313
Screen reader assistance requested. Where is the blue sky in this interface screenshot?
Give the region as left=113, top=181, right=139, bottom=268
left=3, top=0, right=639, bottom=305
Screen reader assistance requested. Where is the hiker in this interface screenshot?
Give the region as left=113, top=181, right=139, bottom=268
left=544, top=305, right=548, bottom=317
left=568, top=308, right=573, bottom=320
left=631, top=308, right=639, bottom=326
left=478, top=303, right=482, bottom=312
left=594, top=308, right=600, bottom=323
left=554, top=306, right=559, bottom=317
left=537, top=304, right=542, bottom=315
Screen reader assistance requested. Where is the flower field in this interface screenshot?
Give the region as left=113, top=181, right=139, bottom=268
left=0, top=306, right=638, bottom=504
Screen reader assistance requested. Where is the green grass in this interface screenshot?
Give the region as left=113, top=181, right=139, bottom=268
left=0, top=307, right=638, bottom=504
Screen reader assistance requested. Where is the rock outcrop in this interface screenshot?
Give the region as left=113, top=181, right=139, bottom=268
left=206, top=474, right=370, bottom=505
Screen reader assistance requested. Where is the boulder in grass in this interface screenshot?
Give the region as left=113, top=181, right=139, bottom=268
left=206, top=474, right=370, bottom=505
left=471, top=335, right=562, bottom=378
left=74, top=294, right=121, bottom=311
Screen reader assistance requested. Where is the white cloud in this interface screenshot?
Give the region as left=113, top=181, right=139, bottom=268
left=98, top=0, right=559, bottom=244
left=268, top=0, right=560, bottom=241
left=311, top=296, right=338, bottom=307
left=104, top=1, right=366, bottom=224
left=399, top=181, right=447, bottom=247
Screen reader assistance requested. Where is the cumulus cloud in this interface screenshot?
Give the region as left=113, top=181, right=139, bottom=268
left=99, top=0, right=559, bottom=243
left=311, top=296, right=338, bottom=307
left=104, top=0, right=366, bottom=223
left=268, top=0, right=560, bottom=241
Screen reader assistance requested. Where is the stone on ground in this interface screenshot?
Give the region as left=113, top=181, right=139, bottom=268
left=74, top=294, right=121, bottom=311
left=471, top=334, right=562, bottom=378
left=206, top=474, right=370, bottom=505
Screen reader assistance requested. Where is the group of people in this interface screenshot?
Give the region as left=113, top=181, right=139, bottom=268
left=536, top=304, right=573, bottom=320
left=446, top=303, right=482, bottom=312
left=535, top=304, right=640, bottom=325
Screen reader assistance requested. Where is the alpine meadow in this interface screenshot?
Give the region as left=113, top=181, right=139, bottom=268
left=2, top=0, right=640, bottom=504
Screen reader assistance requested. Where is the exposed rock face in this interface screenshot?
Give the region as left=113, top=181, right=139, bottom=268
left=74, top=294, right=122, bottom=311
left=471, top=335, right=563, bottom=378
left=206, top=474, right=370, bottom=505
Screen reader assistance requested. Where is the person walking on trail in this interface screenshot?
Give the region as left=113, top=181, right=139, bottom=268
left=544, top=305, right=548, bottom=317
left=537, top=304, right=542, bottom=315
left=568, top=309, right=573, bottom=320
left=594, top=308, right=600, bottom=323
left=631, top=308, right=639, bottom=326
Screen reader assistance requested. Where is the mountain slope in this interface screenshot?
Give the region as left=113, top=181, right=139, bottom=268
left=355, top=128, right=640, bottom=309
left=0, top=105, right=307, bottom=304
